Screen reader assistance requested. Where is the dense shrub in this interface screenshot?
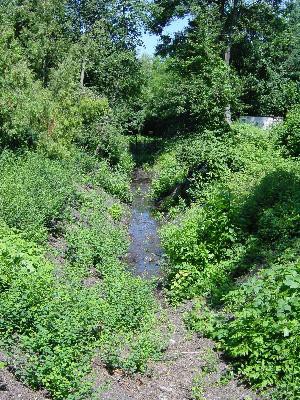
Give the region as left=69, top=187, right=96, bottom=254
left=0, top=2, right=164, bottom=399
left=217, top=246, right=300, bottom=398
left=0, top=28, right=50, bottom=148
left=0, top=181, right=163, bottom=398
left=65, top=189, right=128, bottom=277
left=0, top=223, right=102, bottom=399
left=187, top=243, right=300, bottom=398
left=142, top=11, right=242, bottom=135
left=277, top=106, right=300, bottom=157
left=92, top=160, right=132, bottom=202
left=0, top=145, right=134, bottom=245
left=161, top=125, right=299, bottom=300
left=63, top=183, right=163, bottom=375
left=151, top=151, right=189, bottom=202
left=156, top=123, right=300, bottom=396
left=161, top=191, right=239, bottom=303
left=236, top=168, right=300, bottom=240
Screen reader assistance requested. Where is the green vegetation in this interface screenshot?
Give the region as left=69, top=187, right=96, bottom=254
left=143, top=0, right=300, bottom=135
left=277, top=106, right=300, bottom=157
left=0, top=0, right=299, bottom=399
left=0, top=148, right=163, bottom=399
left=151, top=120, right=300, bottom=398
left=0, top=2, right=163, bottom=397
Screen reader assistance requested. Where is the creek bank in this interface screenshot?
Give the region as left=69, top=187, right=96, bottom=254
left=98, top=168, right=259, bottom=400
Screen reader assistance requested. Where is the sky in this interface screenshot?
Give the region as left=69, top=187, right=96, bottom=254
left=137, top=16, right=190, bottom=56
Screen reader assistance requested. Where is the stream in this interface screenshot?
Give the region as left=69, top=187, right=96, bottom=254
left=126, top=169, right=162, bottom=278
left=100, top=168, right=259, bottom=400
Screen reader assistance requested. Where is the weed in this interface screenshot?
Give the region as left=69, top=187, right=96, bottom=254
left=154, top=123, right=300, bottom=397
left=191, top=372, right=206, bottom=400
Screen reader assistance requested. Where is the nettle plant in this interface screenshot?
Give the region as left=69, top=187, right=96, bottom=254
left=161, top=189, right=238, bottom=304
left=218, top=252, right=300, bottom=398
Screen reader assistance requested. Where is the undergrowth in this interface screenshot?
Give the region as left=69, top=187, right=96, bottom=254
left=152, top=120, right=300, bottom=399
left=0, top=142, right=164, bottom=399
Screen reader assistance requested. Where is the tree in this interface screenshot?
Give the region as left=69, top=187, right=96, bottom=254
left=142, top=9, right=241, bottom=134
left=0, top=0, right=72, bottom=84
left=149, top=0, right=299, bottom=116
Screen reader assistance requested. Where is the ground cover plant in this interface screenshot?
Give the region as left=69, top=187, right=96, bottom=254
left=0, top=146, right=163, bottom=399
left=153, top=121, right=300, bottom=398
left=0, top=151, right=77, bottom=243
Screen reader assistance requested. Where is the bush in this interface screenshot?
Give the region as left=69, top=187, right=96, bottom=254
left=0, top=147, right=133, bottom=245
left=161, top=194, right=238, bottom=303
left=93, top=124, right=134, bottom=173
left=63, top=185, right=164, bottom=376
left=277, top=106, right=300, bottom=157
left=0, top=28, right=50, bottom=149
left=92, top=160, right=132, bottom=202
left=236, top=168, right=300, bottom=240
left=65, top=189, right=128, bottom=277
left=0, top=182, right=163, bottom=399
left=0, top=223, right=102, bottom=399
left=142, top=12, right=241, bottom=135
left=217, top=246, right=300, bottom=398
left=151, top=151, right=189, bottom=202
left=158, top=123, right=300, bottom=397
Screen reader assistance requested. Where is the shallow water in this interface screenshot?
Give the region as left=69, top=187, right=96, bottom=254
left=126, top=169, right=162, bottom=278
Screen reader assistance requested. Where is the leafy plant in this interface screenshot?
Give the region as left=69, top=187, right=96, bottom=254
left=0, top=151, right=77, bottom=242
left=276, top=106, right=300, bottom=157
left=156, top=123, right=300, bottom=397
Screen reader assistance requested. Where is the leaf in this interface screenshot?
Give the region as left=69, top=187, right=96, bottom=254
left=283, top=327, right=290, bottom=337
left=283, top=277, right=300, bottom=289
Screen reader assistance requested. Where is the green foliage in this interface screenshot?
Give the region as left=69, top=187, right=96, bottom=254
left=108, top=203, right=124, bottom=221
left=94, top=124, right=134, bottom=173
left=151, top=150, right=189, bottom=201
left=0, top=0, right=72, bottom=83
left=79, top=94, right=109, bottom=126
left=156, top=123, right=300, bottom=397
left=233, top=1, right=300, bottom=116
left=217, top=246, right=300, bottom=398
left=0, top=1, right=164, bottom=399
left=0, top=223, right=101, bottom=399
left=92, top=160, right=132, bottom=202
left=161, top=125, right=300, bottom=302
left=63, top=184, right=163, bottom=376
left=236, top=168, right=300, bottom=241
left=161, top=199, right=238, bottom=303
left=0, top=27, right=50, bottom=148
left=65, top=190, right=128, bottom=275
left=0, top=155, right=162, bottom=399
left=150, top=0, right=299, bottom=117
left=0, top=1, right=148, bottom=155
left=0, top=144, right=133, bottom=245
left=143, top=22, right=240, bottom=134
left=276, top=106, right=300, bottom=157
left=0, top=151, right=77, bottom=242
left=185, top=299, right=218, bottom=338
